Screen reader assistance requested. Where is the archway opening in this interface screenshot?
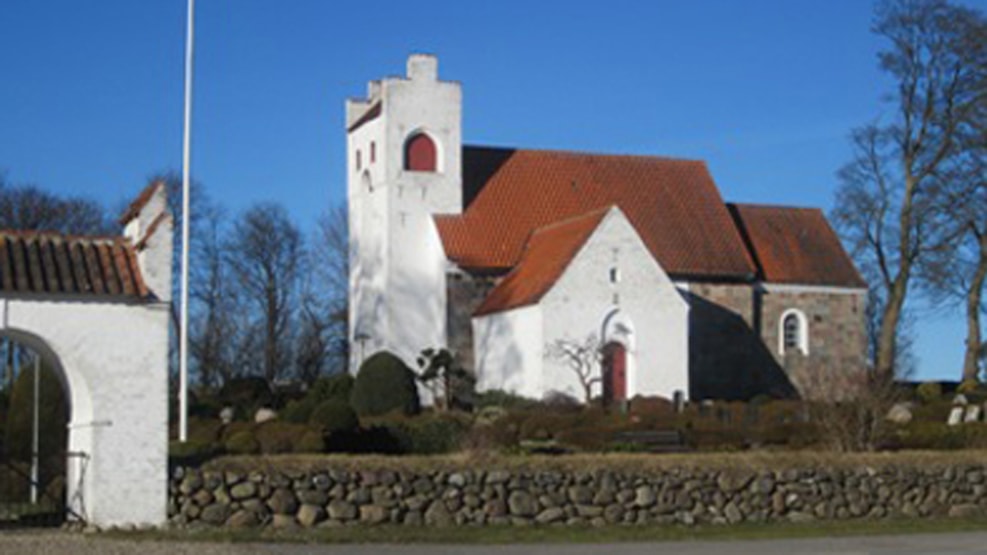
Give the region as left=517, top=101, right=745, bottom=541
left=404, top=132, right=437, bottom=172
left=602, top=341, right=627, bottom=405
left=0, top=334, right=70, bottom=526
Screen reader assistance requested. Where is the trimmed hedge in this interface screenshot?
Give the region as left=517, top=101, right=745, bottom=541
left=224, top=431, right=261, bottom=455
left=281, top=373, right=356, bottom=424
left=350, top=351, right=420, bottom=417
left=309, top=400, right=359, bottom=434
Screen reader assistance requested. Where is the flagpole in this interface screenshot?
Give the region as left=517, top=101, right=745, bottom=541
left=179, top=0, right=195, bottom=443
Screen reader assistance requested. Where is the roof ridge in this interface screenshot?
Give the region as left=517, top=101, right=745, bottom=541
left=463, top=143, right=704, bottom=164
left=0, top=229, right=124, bottom=243
left=528, top=206, right=614, bottom=236
left=728, top=201, right=823, bottom=213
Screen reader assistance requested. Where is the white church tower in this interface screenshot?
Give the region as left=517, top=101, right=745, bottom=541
left=346, top=54, right=462, bottom=373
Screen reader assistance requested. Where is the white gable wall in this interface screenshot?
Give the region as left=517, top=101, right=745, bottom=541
left=472, top=305, right=543, bottom=399
left=472, top=208, right=689, bottom=401
left=541, top=208, right=688, bottom=400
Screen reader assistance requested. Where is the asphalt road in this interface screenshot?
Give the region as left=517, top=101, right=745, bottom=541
left=4, top=530, right=987, bottom=555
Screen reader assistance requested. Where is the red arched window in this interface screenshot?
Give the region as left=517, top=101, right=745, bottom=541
left=404, top=133, right=437, bottom=172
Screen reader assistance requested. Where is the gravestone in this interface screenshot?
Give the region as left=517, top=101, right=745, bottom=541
left=964, top=405, right=981, bottom=423
left=948, top=406, right=964, bottom=426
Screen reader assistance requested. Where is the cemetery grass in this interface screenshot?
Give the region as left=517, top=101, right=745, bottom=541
left=105, top=516, right=987, bottom=545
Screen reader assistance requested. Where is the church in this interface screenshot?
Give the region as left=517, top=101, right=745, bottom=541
left=346, top=54, right=868, bottom=403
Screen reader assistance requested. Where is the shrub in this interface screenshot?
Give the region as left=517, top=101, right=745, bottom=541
left=219, top=421, right=253, bottom=442
left=958, top=379, right=981, bottom=395
left=309, top=400, right=359, bottom=434
left=169, top=438, right=223, bottom=463
left=628, top=396, right=676, bottom=420
left=293, top=430, right=326, bottom=453
left=896, top=422, right=968, bottom=450
left=541, top=390, right=582, bottom=411
left=474, top=389, right=538, bottom=411
left=375, top=413, right=471, bottom=454
left=474, top=405, right=508, bottom=426
left=187, top=417, right=225, bottom=444
left=350, top=351, right=420, bottom=417
left=254, top=421, right=306, bottom=454
left=916, top=381, right=943, bottom=403
left=310, top=373, right=356, bottom=404
left=280, top=398, right=317, bottom=424
left=225, top=430, right=261, bottom=455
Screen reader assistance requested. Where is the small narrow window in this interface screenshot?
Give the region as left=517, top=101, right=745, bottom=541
left=356, top=150, right=362, bottom=171
left=783, top=315, right=800, bottom=350
left=370, top=141, right=376, bottom=163
left=404, top=132, right=437, bottom=172
left=780, top=309, right=808, bottom=356
left=609, top=267, right=620, bottom=284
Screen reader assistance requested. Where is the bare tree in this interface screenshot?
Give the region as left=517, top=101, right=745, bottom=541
left=921, top=142, right=987, bottom=381
left=832, top=0, right=986, bottom=379
left=227, top=202, right=303, bottom=387
left=545, top=335, right=602, bottom=404
left=187, top=202, right=240, bottom=388
left=306, top=205, right=350, bottom=375
left=0, top=175, right=110, bottom=235
left=294, top=292, right=332, bottom=384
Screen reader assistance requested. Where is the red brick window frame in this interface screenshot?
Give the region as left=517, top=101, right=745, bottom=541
left=404, top=132, right=437, bottom=172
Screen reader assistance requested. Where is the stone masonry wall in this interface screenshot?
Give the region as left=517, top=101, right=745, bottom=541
left=760, top=287, right=868, bottom=400
left=686, top=282, right=868, bottom=401
left=687, top=283, right=795, bottom=400
left=446, top=271, right=499, bottom=373
left=169, top=460, right=987, bottom=529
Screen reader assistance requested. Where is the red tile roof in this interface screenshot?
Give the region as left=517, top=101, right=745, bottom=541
left=728, top=203, right=866, bottom=288
left=436, top=147, right=757, bottom=279
left=0, top=230, right=149, bottom=299
left=474, top=208, right=610, bottom=316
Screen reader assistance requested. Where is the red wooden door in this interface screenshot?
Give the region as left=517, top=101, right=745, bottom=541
left=603, top=342, right=627, bottom=404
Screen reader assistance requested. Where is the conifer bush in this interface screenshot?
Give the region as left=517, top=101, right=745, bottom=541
left=350, top=351, right=420, bottom=417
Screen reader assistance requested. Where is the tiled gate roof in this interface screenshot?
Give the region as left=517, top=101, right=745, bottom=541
left=0, top=230, right=149, bottom=299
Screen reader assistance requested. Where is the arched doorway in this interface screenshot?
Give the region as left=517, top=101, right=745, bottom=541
left=602, top=342, right=627, bottom=405
left=0, top=335, right=72, bottom=526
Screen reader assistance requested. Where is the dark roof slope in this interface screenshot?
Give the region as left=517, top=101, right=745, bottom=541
left=436, top=146, right=756, bottom=279
left=474, top=208, right=610, bottom=316
left=728, top=203, right=866, bottom=288
left=0, top=230, right=149, bottom=299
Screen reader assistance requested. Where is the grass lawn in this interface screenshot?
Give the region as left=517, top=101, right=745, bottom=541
left=105, top=517, right=987, bottom=545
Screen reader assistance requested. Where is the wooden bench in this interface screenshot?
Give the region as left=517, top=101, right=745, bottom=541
left=613, top=429, right=689, bottom=453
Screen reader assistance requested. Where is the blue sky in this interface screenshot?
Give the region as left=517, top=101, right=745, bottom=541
left=1, top=0, right=983, bottom=380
